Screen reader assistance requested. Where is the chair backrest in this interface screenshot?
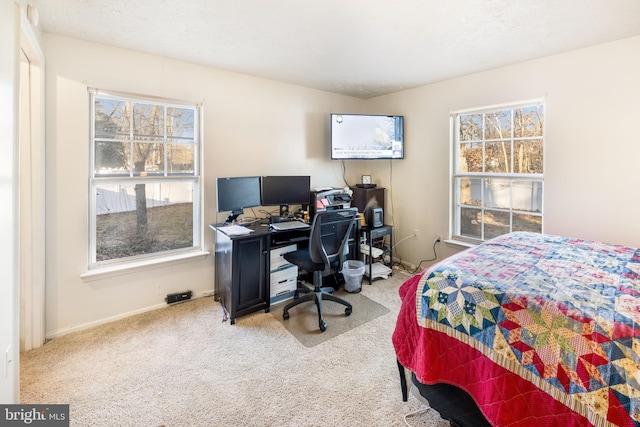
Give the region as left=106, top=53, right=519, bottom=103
left=308, top=208, right=358, bottom=276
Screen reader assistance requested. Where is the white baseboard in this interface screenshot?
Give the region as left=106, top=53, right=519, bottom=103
left=45, top=290, right=215, bottom=340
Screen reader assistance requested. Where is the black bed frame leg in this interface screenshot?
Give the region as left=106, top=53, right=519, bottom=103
left=397, top=359, right=408, bottom=401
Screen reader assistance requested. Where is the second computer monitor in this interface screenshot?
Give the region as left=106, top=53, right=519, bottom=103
left=216, top=176, right=262, bottom=223
left=261, top=176, right=311, bottom=217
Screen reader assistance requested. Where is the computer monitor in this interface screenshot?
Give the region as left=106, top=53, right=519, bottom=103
left=216, top=176, right=261, bottom=223
left=261, top=176, right=311, bottom=217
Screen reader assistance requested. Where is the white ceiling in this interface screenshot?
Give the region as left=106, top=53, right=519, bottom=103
left=30, top=0, right=640, bottom=99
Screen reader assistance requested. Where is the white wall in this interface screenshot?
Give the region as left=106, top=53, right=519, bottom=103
left=0, top=0, right=19, bottom=404
left=367, top=35, right=640, bottom=266
left=43, top=33, right=640, bottom=338
left=43, top=34, right=365, bottom=337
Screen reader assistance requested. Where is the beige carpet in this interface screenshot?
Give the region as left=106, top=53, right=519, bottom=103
left=270, top=288, right=390, bottom=347
left=20, top=269, right=449, bottom=427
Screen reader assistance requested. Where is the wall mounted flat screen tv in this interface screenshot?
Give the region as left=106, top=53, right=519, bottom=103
left=330, top=113, right=404, bottom=160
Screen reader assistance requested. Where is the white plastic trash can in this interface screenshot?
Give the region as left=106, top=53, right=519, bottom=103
left=342, top=260, right=365, bottom=293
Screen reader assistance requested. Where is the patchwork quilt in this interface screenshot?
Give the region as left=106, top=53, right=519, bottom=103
left=393, top=232, right=640, bottom=427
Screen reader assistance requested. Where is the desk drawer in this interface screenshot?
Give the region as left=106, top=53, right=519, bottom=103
left=270, top=265, right=298, bottom=303
left=270, top=244, right=297, bottom=271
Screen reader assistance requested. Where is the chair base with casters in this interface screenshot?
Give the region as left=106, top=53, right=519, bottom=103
left=282, top=270, right=352, bottom=332
left=281, top=208, right=358, bottom=332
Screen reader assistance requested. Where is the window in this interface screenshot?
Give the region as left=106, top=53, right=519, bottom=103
left=452, top=100, right=544, bottom=243
left=89, top=90, right=201, bottom=268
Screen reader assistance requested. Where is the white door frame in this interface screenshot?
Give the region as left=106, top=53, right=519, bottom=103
left=19, top=6, right=46, bottom=351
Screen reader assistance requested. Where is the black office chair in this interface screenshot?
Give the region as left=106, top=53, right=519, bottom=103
left=282, top=208, right=358, bottom=332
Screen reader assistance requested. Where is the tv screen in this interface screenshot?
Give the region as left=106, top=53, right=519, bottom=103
left=261, top=176, right=311, bottom=206
left=331, top=113, right=404, bottom=160
left=216, top=176, right=262, bottom=214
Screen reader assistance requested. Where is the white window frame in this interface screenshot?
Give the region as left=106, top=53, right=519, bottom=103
left=450, top=99, right=545, bottom=244
left=87, top=88, right=204, bottom=271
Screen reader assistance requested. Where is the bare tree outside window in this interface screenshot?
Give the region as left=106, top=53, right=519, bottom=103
left=90, top=91, right=200, bottom=265
left=453, top=102, right=544, bottom=243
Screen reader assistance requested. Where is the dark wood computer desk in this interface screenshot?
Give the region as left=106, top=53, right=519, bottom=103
left=210, top=220, right=309, bottom=324
left=210, top=218, right=359, bottom=324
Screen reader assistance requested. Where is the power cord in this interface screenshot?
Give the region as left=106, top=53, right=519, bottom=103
left=393, top=233, right=417, bottom=248
left=409, top=238, right=439, bottom=275
left=391, top=234, right=418, bottom=273
left=341, top=160, right=349, bottom=187
left=403, top=405, right=433, bottom=426
left=258, top=208, right=279, bottom=218
left=217, top=207, right=262, bottom=225
left=392, top=233, right=440, bottom=275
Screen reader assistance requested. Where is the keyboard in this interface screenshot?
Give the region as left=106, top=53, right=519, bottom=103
left=270, top=221, right=310, bottom=231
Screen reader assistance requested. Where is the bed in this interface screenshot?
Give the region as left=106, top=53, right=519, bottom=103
left=392, top=232, right=640, bottom=427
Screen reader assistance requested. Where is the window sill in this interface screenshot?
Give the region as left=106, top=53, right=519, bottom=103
left=443, top=239, right=477, bottom=249
left=80, top=250, right=210, bottom=282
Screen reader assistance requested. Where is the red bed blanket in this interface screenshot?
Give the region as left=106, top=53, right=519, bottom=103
left=392, top=232, right=640, bottom=427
